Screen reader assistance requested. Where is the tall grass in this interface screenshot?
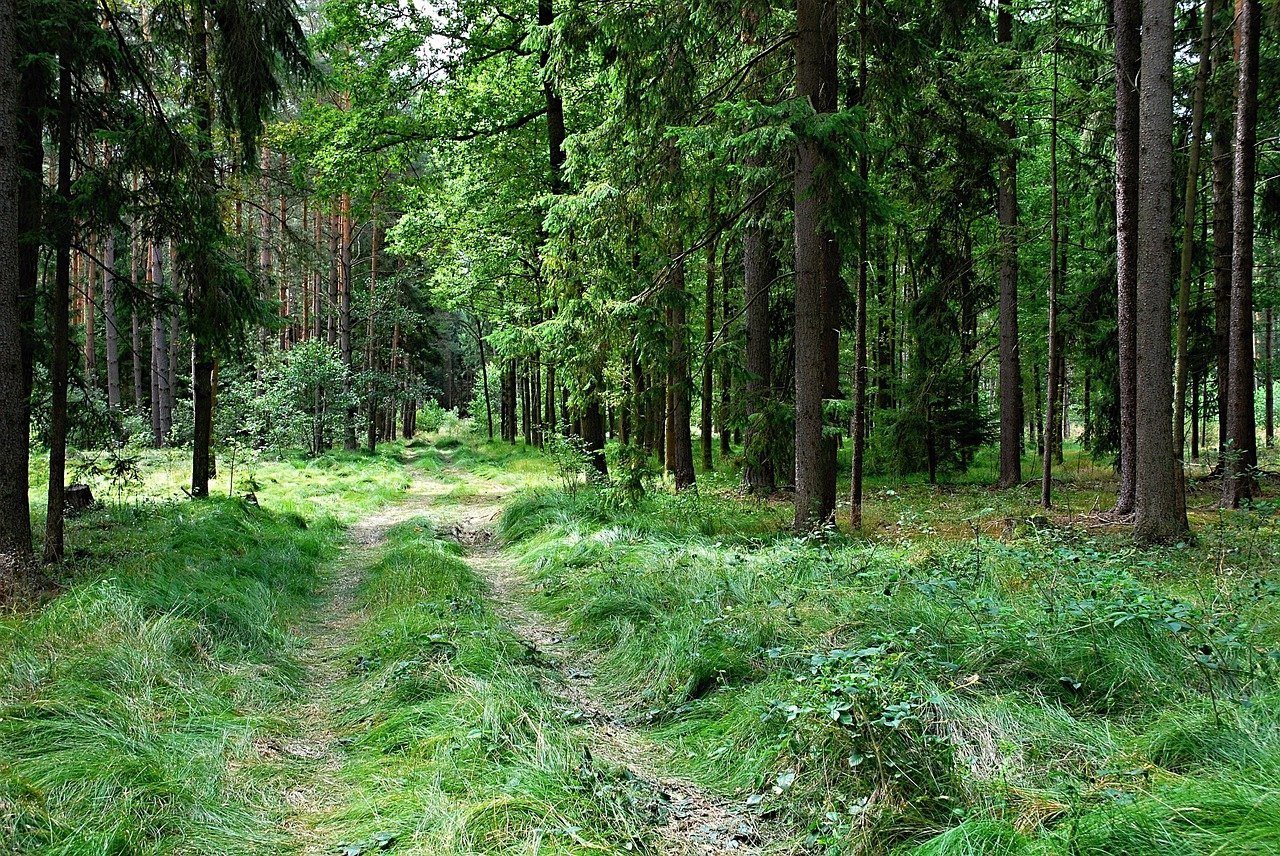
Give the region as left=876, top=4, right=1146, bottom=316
left=498, top=485, right=1280, bottom=854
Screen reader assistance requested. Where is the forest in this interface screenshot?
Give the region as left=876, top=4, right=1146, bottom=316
left=2, top=0, right=1280, bottom=852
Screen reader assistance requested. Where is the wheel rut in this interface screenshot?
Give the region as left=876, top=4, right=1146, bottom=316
left=434, top=464, right=767, bottom=855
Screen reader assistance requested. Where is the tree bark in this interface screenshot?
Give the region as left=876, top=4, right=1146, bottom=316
left=1113, top=0, right=1140, bottom=514
left=793, top=0, right=840, bottom=528
left=1213, top=104, right=1234, bottom=459
left=150, top=242, right=170, bottom=446
left=743, top=174, right=776, bottom=495
left=995, top=0, right=1023, bottom=490
left=669, top=259, right=696, bottom=490
left=45, top=56, right=74, bottom=564
left=1222, top=0, right=1260, bottom=506
left=1042, top=32, right=1060, bottom=509
left=340, top=190, right=357, bottom=450
left=1134, top=0, right=1189, bottom=543
left=0, top=0, right=32, bottom=561
left=104, top=233, right=121, bottom=409
left=850, top=0, right=869, bottom=529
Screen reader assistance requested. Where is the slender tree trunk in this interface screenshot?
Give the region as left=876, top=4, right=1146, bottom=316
left=189, top=0, right=217, bottom=497
left=793, top=0, right=840, bottom=528
left=150, top=242, right=170, bottom=447
left=1134, top=0, right=1189, bottom=543
left=1266, top=308, right=1274, bottom=447
left=850, top=0, right=869, bottom=529
left=475, top=314, right=493, bottom=440
left=1223, top=0, right=1261, bottom=506
left=719, top=246, right=732, bottom=457
left=701, top=193, right=718, bottom=471
left=1042, top=33, right=1060, bottom=509
left=0, top=0, right=32, bottom=561
left=743, top=160, right=776, bottom=494
left=85, top=233, right=96, bottom=390
left=104, top=233, right=121, bottom=409
left=1191, top=373, right=1201, bottom=460
left=1213, top=115, right=1234, bottom=461
left=44, top=56, right=73, bottom=564
left=995, top=0, right=1023, bottom=490
left=670, top=259, right=696, bottom=490
left=1113, top=0, right=1140, bottom=514
left=131, top=231, right=143, bottom=411
left=1174, top=0, right=1215, bottom=477
left=340, top=190, right=357, bottom=450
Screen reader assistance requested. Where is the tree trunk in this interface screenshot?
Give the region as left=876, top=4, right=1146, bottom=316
left=340, top=190, right=357, bottom=450
left=189, top=0, right=217, bottom=497
left=1114, top=0, right=1140, bottom=514
left=850, top=0, right=869, bottom=529
left=743, top=160, right=776, bottom=495
left=1222, top=0, right=1260, bottom=506
left=104, top=233, right=121, bottom=409
left=701, top=194, right=718, bottom=471
left=1213, top=109, right=1233, bottom=461
left=669, top=260, right=696, bottom=490
left=1173, top=0, right=1215, bottom=475
left=0, top=0, right=32, bottom=561
left=1042, top=33, right=1060, bottom=509
left=719, top=245, right=732, bottom=457
left=793, top=0, right=840, bottom=528
left=1134, top=0, right=1189, bottom=543
left=1266, top=308, right=1274, bottom=447
left=44, top=56, right=73, bottom=564
left=150, top=242, right=170, bottom=447
left=995, top=0, right=1023, bottom=490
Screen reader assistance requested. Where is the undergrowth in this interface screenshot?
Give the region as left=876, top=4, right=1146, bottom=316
left=499, top=485, right=1280, bottom=855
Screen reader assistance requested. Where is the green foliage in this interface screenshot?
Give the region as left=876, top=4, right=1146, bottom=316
left=220, top=341, right=356, bottom=456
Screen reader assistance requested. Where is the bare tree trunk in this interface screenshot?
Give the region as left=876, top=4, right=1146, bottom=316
left=1134, top=0, right=1189, bottom=543
left=1174, top=0, right=1215, bottom=478
left=150, top=242, right=170, bottom=447
left=0, top=0, right=32, bottom=561
left=719, top=246, right=732, bottom=457
left=340, top=189, right=357, bottom=450
left=1267, top=307, right=1274, bottom=447
left=1114, top=0, right=1140, bottom=514
left=793, top=0, right=840, bottom=528
left=104, top=233, right=121, bottom=410
left=1213, top=110, right=1234, bottom=461
left=670, top=259, right=696, bottom=491
left=1222, top=0, right=1261, bottom=506
left=1042, top=30, right=1060, bottom=509
left=995, top=0, right=1023, bottom=490
left=701, top=191, right=718, bottom=471
left=850, top=0, right=869, bottom=529
left=742, top=175, right=776, bottom=495
left=44, top=56, right=73, bottom=564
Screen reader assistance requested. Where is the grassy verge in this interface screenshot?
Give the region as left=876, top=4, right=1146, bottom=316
left=498, top=484, right=1280, bottom=855
left=1, top=445, right=416, bottom=855
left=282, top=518, right=661, bottom=854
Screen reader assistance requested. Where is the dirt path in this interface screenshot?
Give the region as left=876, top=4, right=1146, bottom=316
left=265, top=453, right=765, bottom=855
left=435, top=462, right=766, bottom=855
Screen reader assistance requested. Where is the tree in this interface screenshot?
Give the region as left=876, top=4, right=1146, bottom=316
left=0, top=0, right=31, bottom=562
left=1113, top=0, right=1139, bottom=516
left=793, top=0, right=840, bottom=528
left=1133, top=0, right=1188, bottom=544
left=995, top=0, right=1022, bottom=490
left=1222, top=0, right=1261, bottom=507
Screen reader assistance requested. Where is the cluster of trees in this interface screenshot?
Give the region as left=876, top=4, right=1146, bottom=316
left=2, top=0, right=1278, bottom=580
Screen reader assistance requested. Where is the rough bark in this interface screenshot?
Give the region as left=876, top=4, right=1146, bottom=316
left=793, top=0, right=840, bottom=528
left=340, top=190, right=357, bottom=450
left=1222, top=0, right=1260, bottom=506
left=669, top=261, right=697, bottom=491
left=850, top=0, right=869, bottom=529
left=0, top=0, right=31, bottom=560
left=1212, top=108, right=1233, bottom=457
left=995, top=0, right=1023, bottom=490
left=104, top=233, right=121, bottom=409
left=1042, top=37, right=1060, bottom=509
left=1134, top=0, right=1189, bottom=543
left=1113, top=0, right=1140, bottom=514
left=701, top=197, right=718, bottom=471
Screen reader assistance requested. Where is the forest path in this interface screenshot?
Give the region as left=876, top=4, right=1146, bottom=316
left=263, top=461, right=459, bottom=855
left=260, top=447, right=764, bottom=855
left=434, top=453, right=766, bottom=855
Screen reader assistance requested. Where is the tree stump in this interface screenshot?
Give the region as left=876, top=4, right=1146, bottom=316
left=65, top=484, right=94, bottom=516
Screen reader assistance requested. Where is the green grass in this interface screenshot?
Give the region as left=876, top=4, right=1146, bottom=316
left=1, top=444, right=418, bottom=855
left=497, top=470, right=1280, bottom=854
left=284, top=518, right=661, bottom=855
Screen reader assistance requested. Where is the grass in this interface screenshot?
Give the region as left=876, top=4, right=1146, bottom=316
left=272, top=517, right=661, bottom=855
left=1, top=442, right=418, bottom=855
left=497, top=453, right=1280, bottom=855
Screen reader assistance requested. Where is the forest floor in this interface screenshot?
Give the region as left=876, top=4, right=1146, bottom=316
left=4, top=434, right=1280, bottom=855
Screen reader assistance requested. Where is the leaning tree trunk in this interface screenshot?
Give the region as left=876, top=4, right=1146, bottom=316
left=1114, top=0, right=1140, bottom=515
left=1134, top=0, right=1189, bottom=543
left=1222, top=0, right=1261, bottom=507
